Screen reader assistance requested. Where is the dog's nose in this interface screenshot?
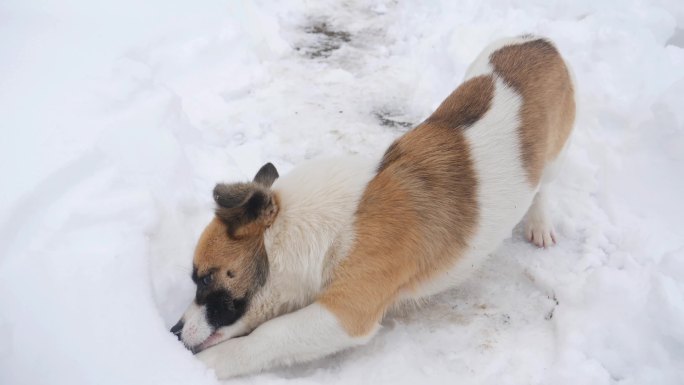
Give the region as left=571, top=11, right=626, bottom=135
left=170, top=320, right=184, bottom=340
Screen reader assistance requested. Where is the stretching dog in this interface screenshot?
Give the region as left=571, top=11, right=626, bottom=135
left=170, top=35, right=575, bottom=378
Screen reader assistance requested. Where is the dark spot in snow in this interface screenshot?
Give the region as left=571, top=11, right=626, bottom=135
left=298, top=22, right=352, bottom=59
left=545, top=293, right=559, bottom=320
left=373, top=110, right=413, bottom=131
left=307, top=22, right=351, bottom=42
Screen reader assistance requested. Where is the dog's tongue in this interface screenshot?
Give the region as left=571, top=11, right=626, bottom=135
left=196, top=331, right=228, bottom=352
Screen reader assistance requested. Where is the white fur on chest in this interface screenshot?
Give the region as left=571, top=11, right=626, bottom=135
left=257, top=157, right=376, bottom=314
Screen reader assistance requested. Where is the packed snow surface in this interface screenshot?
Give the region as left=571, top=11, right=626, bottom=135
left=1, top=1, right=683, bottom=384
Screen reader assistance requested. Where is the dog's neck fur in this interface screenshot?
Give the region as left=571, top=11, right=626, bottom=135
left=240, top=156, right=377, bottom=332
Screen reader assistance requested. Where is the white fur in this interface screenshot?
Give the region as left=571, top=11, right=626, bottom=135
left=196, top=303, right=374, bottom=378
left=196, top=319, right=249, bottom=351
left=525, top=134, right=572, bottom=248
left=525, top=187, right=556, bottom=247
left=179, top=302, right=213, bottom=349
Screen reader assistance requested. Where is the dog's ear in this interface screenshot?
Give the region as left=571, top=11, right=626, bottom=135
left=253, top=162, right=279, bottom=187
left=213, top=164, right=279, bottom=238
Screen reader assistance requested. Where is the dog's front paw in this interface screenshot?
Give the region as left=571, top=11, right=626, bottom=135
left=195, top=347, right=221, bottom=373
left=195, top=338, right=251, bottom=379
left=525, top=219, right=556, bottom=248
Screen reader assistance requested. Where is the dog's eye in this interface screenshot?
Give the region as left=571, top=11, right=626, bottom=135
left=226, top=270, right=235, bottom=278
left=201, top=275, right=213, bottom=286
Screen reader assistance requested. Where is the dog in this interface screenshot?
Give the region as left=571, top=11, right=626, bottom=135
left=170, top=35, right=575, bottom=378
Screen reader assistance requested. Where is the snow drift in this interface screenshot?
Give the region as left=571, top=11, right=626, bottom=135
left=1, top=0, right=683, bottom=384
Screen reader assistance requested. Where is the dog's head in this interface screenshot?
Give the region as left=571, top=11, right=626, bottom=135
left=171, top=163, right=279, bottom=351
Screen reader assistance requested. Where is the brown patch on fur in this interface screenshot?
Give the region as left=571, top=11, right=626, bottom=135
left=193, top=217, right=269, bottom=299
left=376, top=141, right=402, bottom=173
left=378, top=75, right=494, bottom=173
left=489, top=38, right=575, bottom=185
left=319, top=77, right=492, bottom=336
left=427, top=75, right=496, bottom=128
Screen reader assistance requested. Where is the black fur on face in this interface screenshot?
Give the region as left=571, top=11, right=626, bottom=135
left=192, top=268, right=248, bottom=329
left=201, top=289, right=247, bottom=329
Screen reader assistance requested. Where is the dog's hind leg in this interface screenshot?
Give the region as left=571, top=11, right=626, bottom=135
left=524, top=185, right=556, bottom=248
left=195, top=302, right=378, bottom=378
left=524, top=141, right=569, bottom=248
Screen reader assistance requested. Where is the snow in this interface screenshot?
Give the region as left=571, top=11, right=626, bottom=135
left=1, top=0, right=683, bottom=384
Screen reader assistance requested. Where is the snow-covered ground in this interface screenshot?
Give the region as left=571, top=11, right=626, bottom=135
left=2, top=0, right=683, bottom=384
